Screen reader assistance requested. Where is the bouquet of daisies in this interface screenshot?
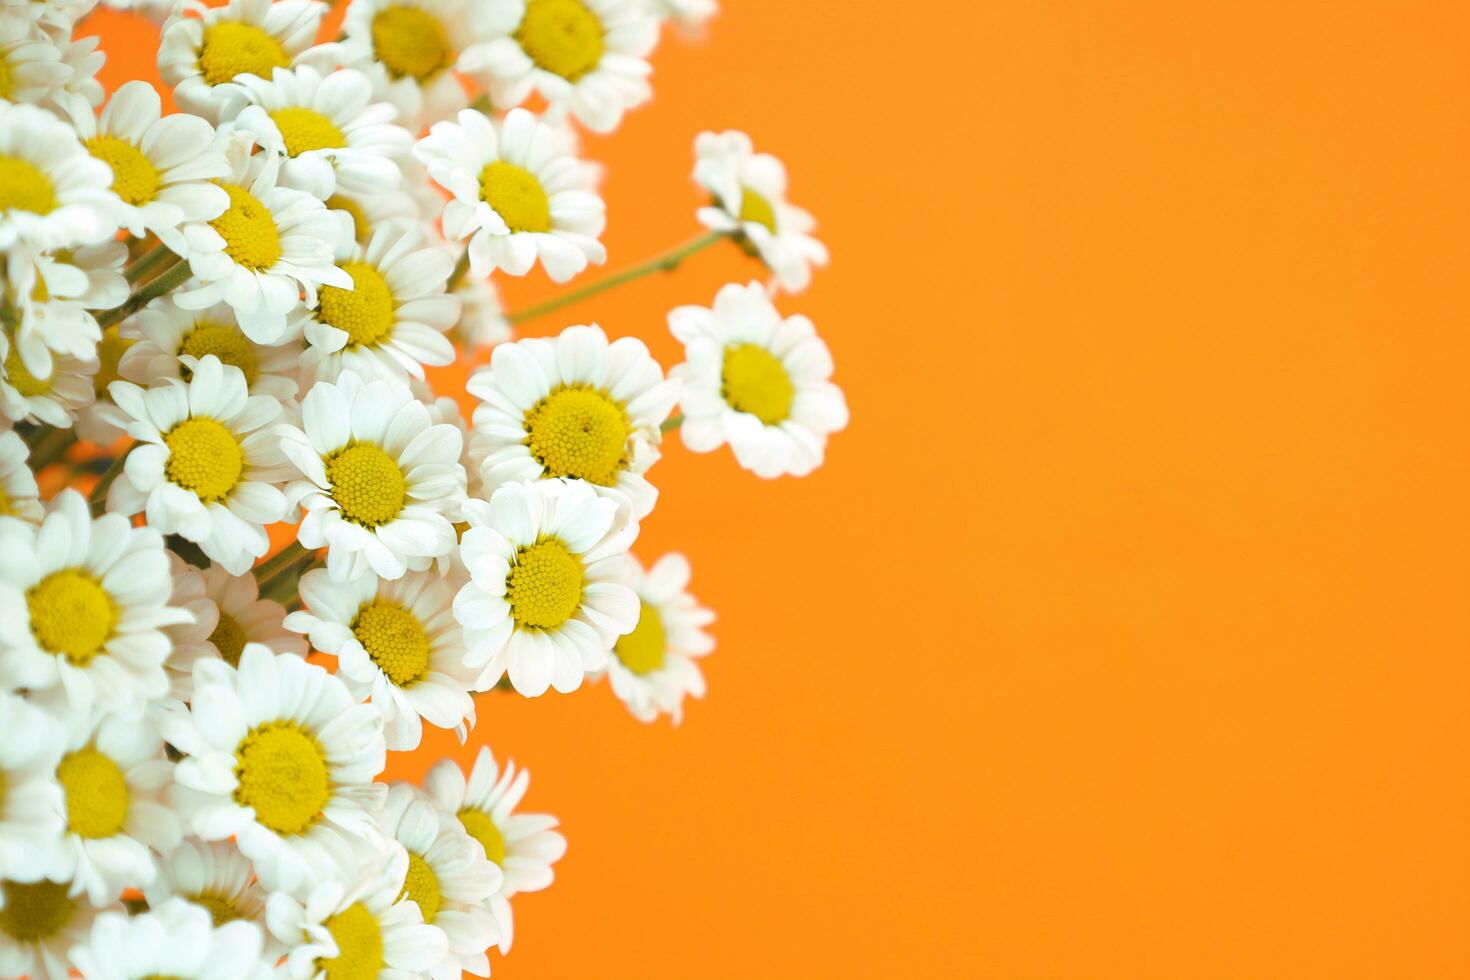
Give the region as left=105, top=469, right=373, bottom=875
left=0, top=0, right=847, bottom=975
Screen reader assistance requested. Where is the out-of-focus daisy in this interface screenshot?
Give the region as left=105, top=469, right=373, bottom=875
left=0, top=873, right=110, bottom=980
left=649, top=0, right=715, bottom=32
left=0, top=18, right=72, bottom=106
left=53, top=30, right=105, bottom=108
left=414, top=107, right=606, bottom=282
left=0, top=100, right=116, bottom=253
left=453, top=479, right=639, bottom=696
left=330, top=0, right=473, bottom=132
left=107, top=356, right=292, bottom=575
left=323, top=181, right=423, bottom=246
left=461, top=0, right=658, bottom=134
left=0, top=429, right=43, bottom=522
left=0, top=693, right=65, bottom=880
left=142, top=840, right=272, bottom=939
left=466, top=323, right=676, bottom=520
left=693, top=130, right=828, bottom=292
left=279, top=370, right=465, bottom=582
left=0, top=327, right=96, bottom=427
left=451, top=271, right=511, bottom=351
left=0, top=490, right=187, bottom=716
left=606, top=552, right=714, bottom=723
left=70, top=897, right=274, bottom=980
left=119, top=295, right=302, bottom=401
left=73, top=323, right=138, bottom=444
left=163, top=644, right=387, bottom=892
left=669, top=280, right=847, bottom=478
left=4, top=241, right=127, bottom=381
left=1, top=0, right=98, bottom=32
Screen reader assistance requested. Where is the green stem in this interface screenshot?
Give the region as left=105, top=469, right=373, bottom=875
left=660, top=414, right=684, bottom=432
left=252, top=539, right=308, bottom=585
left=508, top=231, right=727, bottom=326
left=25, top=425, right=77, bottom=470
left=97, top=258, right=191, bottom=329
left=88, top=448, right=132, bottom=516
left=447, top=250, right=471, bottom=293
left=124, top=242, right=175, bottom=284
left=260, top=552, right=318, bottom=607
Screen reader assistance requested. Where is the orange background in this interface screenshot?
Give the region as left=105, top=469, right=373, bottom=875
left=85, top=1, right=1470, bottom=977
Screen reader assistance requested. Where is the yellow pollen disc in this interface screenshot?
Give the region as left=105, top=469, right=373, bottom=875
left=327, top=443, right=407, bottom=528
left=0, top=155, right=58, bottom=215
left=722, top=343, right=795, bottom=424
left=352, top=599, right=431, bottom=687
left=478, top=161, right=552, bottom=234
left=614, top=600, right=667, bottom=675
left=3, top=338, right=50, bottom=397
left=317, top=261, right=395, bottom=348
left=0, top=485, right=10, bottom=516
left=165, top=417, right=245, bottom=503
left=211, top=183, right=282, bottom=272
left=180, top=323, right=259, bottom=386
left=524, top=385, right=630, bottom=486
left=233, top=721, right=331, bottom=835
left=27, top=569, right=118, bottom=665
left=738, top=186, right=778, bottom=234
left=515, top=0, right=605, bottom=81
left=57, top=747, right=130, bottom=839
left=398, top=853, right=442, bottom=923
left=506, top=538, right=583, bottom=630
left=198, top=21, right=289, bottom=87
left=190, top=893, right=242, bottom=926
left=327, top=195, right=371, bottom=243
left=457, top=808, right=506, bottom=865
left=371, top=5, right=453, bottom=82
left=209, top=610, right=247, bottom=667
left=317, top=903, right=384, bottom=980
left=86, top=136, right=161, bottom=208
left=270, top=107, right=347, bottom=157
left=93, top=325, right=136, bottom=397
left=0, top=56, right=11, bottom=99
left=0, top=880, right=77, bottom=943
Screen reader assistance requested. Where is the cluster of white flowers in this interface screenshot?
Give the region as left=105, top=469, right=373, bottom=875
left=0, top=0, right=846, bottom=973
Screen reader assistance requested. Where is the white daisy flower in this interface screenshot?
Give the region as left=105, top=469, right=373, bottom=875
left=142, top=839, right=272, bottom=940
left=0, top=873, right=110, bottom=980
left=175, top=133, right=353, bottom=345
left=606, top=552, right=714, bottom=723
left=414, top=107, right=606, bottom=282
left=279, top=369, right=465, bottom=582
left=4, top=241, right=127, bottom=382
left=52, top=30, right=105, bottom=108
left=0, top=489, right=189, bottom=716
left=72, top=323, right=139, bottom=445
left=467, top=323, right=677, bottom=519
left=0, top=0, right=98, bottom=32
left=0, top=693, right=65, bottom=881
left=322, top=180, right=424, bottom=247
left=460, top=0, right=658, bottom=134
left=669, top=280, right=848, bottom=478
left=451, top=270, right=511, bottom=351
left=453, top=478, right=639, bottom=696
left=162, top=644, right=388, bottom=893
left=119, top=295, right=302, bottom=402
left=693, top=130, right=829, bottom=292
left=0, top=18, right=72, bottom=106
left=70, top=897, right=274, bottom=980
left=159, top=0, right=327, bottom=122
left=107, top=356, right=292, bottom=575
left=0, top=429, right=43, bottom=522
left=327, top=0, right=474, bottom=132
left=0, top=327, right=96, bottom=427
left=0, top=100, right=116, bottom=253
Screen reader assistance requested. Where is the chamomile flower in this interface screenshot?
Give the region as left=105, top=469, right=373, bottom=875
left=0, top=693, right=65, bottom=880
left=414, top=107, right=606, bottom=282
left=0, top=873, right=110, bottom=980
left=279, top=370, right=465, bottom=582
left=693, top=130, right=829, bottom=292
left=0, top=429, right=43, bottom=522
left=0, top=18, right=72, bottom=106
left=0, top=100, right=116, bottom=253
left=107, top=356, right=292, bottom=575
left=0, top=490, right=188, bottom=716
left=669, top=281, right=847, bottom=478
left=119, top=296, right=301, bottom=401
left=142, top=840, right=272, bottom=940
left=460, top=0, right=658, bottom=134
left=4, top=240, right=125, bottom=393
left=0, top=328, right=96, bottom=427
left=451, top=271, right=511, bottom=351
left=0, top=0, right=98, bottom=32
left=286, top=567, right=477, bottom=750
left=71, top=898, right=275, bottom=980
left=606, top=552, right=714, bottom=723
left=331, top=0, right=474, bottom=132
left=467, top=324, right=676, bottom=519
left=162, top=644, right=388, bottom=892
left=453, top=478, right=639, bottom=696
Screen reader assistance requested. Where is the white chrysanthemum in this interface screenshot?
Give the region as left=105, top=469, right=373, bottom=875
left=453, top=478, right=639, bottom=696
left=0, top=100, right=116, bottom=253
left=424, top=746, right=566, bottom=952
left=44, top=708, right=180, bottom=905
left=0, top=18, right=72, bottom=106
left=71, top=897, right=274, bottom=980
left=107, top=356, right=292, bottom=575
left=694, top=130, right=829, bottom=292
left=326, top=0, right=473, bottom=132
left=119, top=295, right=302, bottom=401
left=461, top=0, right=658, bottom=134
left=0, top=429, right=43, bottom=522
left=0, top=0, right=98, bottom=32
left=322, top=179, right=424, bottom=247
left=606, top=552, right=714, bottom=723
left=4, top=241, right=127, bottom=381
left=451, top=270, right=511, bottom=351
left=73, top=323, right=139, bottom=444
left=0, top=490, right=188, bottom=716
left=0, top=872, right=110, bottom=980
left=162, top=644, right=388, bottom=892
left=669, top=281, right=847, bottom=478
left=279, top=370, right=465, bottom=582
left=290, top=220, right=459, bottom=385
left=159, top=0, right=327, bottom=121
left=467, top=323, right=677, bottom=520
left=0, top=693, right=65, bottom=881
left=414, top=107, right=606, bottom=282
left=0, top=327, right=96, bottom=427
left=142, top=840, right=273, bottom=945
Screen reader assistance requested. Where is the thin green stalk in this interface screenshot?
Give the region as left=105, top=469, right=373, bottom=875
left=260, top=552, right=318, bottom=607
left=660, top=414, right=684, bottom=432
left=25, top=425, right=77, bottom=470
left=125, top=242, right=175, bottom=284
left=252, top=539, right=308, bottom=586
left=88, top=448, right=132, bottom=516
left=447, top=250, right=472, bottom=293
left=97, top=258, right=191, bottom=329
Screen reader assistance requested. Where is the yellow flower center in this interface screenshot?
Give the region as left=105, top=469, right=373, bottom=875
left=317, top=261, right=395, bottom=347
left=507, top=538, right=583, bottom=630
left=0, top=880, right=76, bottom=943
left=198, top=21, right=289, bottom=87
left=738, top=186, right=778, bottom=234
left=209, top=610, right=247, bottom=667
left=270, top=107, right=347, bottom=158
left=93, top=325, right=136, bottom=397
left=371, top=4, right=453, bottom=82
left=165, top=417, right=245, bottom=503
left=27, top=569, right=118, bottom=665
left=189, top=892, right=243, bottom=926
left=3, top=338, right=50, bottom=397
left=0, top=485, right=10, bottom=516
left=721, top=343, right=795, bottom=424
left=478, top=161, right=552, bottom=233
left=524, top=385, right=629, bottom=486
left=0, top=55, right=11, bottom=100
left=327, top=195, right=371, bottom=243
left=233, top=721, right=331, bottom=835
left=352, top=599, right=430, bottom=686
left=211, top=183, right=282, bottom=272
left=457, top=808, right=506, bottom=865
left=86, top=136, right=161, bottom=208
left=57, top=747, right=130, bottom=839
left=317, top=903, right=383, bottom=980
left=614, top=600, right=666, bottom=675
left=327, top=443, right=406, bottom=528
left=0, top=156, right=57, bottom=215
left=398, top=853, right=442, bottom=923
left=180, top=322, right=260, bottom=386
left=515, top=0, right=605, bottom=81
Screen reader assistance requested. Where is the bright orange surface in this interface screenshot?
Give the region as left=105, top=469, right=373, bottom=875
left=86, top=2, right=1470, bottom=977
